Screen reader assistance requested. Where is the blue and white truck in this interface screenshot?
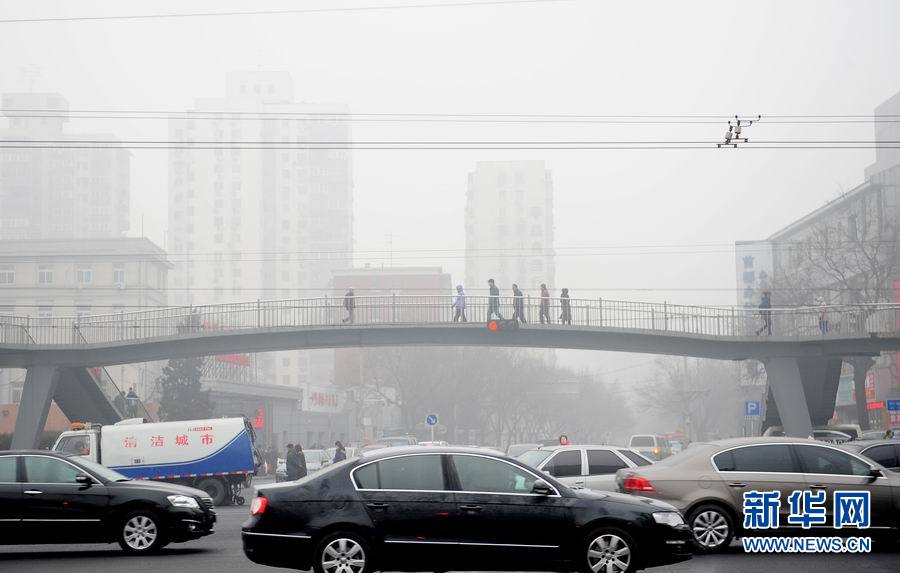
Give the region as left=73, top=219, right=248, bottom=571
left=52, top=417, right=259, bottom=506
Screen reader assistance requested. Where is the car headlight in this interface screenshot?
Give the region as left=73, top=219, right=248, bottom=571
left=167, top=494, right=200, bottom=509
left=652, top=511, right=685, bottom=527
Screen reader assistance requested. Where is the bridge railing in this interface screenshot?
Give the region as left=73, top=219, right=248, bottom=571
left=3, top=296, right=899, bottom=346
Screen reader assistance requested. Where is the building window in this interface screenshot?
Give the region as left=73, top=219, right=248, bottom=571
left=0, top=266, right=14, bottom=285
left=38, top=266, right=53, bottom=285
left=76, top=306, right=92, bottom=319
left=76, top=265, right=92, bottom=285
left=113, top=264, right=125, bottom=287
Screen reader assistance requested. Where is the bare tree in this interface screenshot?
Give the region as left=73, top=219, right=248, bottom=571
left=771, top=189, right=900, bottom=429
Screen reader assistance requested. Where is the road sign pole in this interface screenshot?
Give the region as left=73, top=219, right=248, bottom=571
left=431, top=424, right=435, bottom=443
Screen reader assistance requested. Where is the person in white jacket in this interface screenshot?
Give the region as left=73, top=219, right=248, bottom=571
left=452, top=284, right=467, bottom=322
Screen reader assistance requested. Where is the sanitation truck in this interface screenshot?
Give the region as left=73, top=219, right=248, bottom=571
left=52, top=417, right=259, bottom=506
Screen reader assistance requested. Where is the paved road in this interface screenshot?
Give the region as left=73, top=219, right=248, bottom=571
left=1, top=505, right=898, bottom=572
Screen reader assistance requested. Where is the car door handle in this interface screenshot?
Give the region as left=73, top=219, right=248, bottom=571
left=809, top=484, right=828, bottom=490
left=366, top=503, right=389, bottom=511
left=459, top=504, right=483, bottom=512
left=24, top=490, right=43, bottom=495
left=727, top=482, right=748, bottom=488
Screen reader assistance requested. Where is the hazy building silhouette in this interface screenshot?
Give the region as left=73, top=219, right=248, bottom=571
left=167, top=72, right=353, bottom=388
left=0, top=93, right=130, bottom=240
left=465, top=161, right=556, bottom=295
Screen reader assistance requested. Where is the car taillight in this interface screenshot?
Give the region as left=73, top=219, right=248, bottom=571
left=623, top=477, right=655, bottom=492
left=250, top=496, right=268, bottom=516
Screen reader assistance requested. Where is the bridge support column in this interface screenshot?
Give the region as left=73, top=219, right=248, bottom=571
left=762, top=357, right=843, bottom=437
left=11, top=366, right=60, bottom=449
left=848, top=357, right=875, bottom=431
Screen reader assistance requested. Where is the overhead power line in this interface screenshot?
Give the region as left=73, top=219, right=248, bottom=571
left=3, top=139, right=897, bottom=145
left=4, top=109, right=900, bottom=124
left=0, top=0, right=572, bottom=24
left=1, top=144, right=895, bottom=150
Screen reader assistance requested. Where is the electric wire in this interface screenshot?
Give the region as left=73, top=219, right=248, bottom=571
left=0, top=0, right=573, bottom=24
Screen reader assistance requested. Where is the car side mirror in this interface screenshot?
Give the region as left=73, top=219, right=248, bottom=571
left=868, top=468, right=884, bottom=482
left=75, top=474, right=93, bottom=486
left=532, top=479, right=553, bottom=495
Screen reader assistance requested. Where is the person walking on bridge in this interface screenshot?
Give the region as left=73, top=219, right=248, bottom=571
left=487, top=279, right=503, bottom=321
left=342, top=288, right=356, bottom=324
left=539, top=283, right=552, bottom=324
left=756, top=291, right=772, bottom=336
left=452, top=284, right=467, bottom=322
left=512, top=283, right=527, bottom=324
left=559, top=288, right=572, bottom=325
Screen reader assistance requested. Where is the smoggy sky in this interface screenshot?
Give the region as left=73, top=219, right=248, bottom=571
left=2, top=0, right=899, bottom=311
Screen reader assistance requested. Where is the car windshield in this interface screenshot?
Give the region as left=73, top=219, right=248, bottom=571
left=630, top=436, right=654, bottom=447
left=71, top=456, right=131, bottom=482
left=304, top=450, right=327, bottom=463
left=517, top=449, right=554, bottom=468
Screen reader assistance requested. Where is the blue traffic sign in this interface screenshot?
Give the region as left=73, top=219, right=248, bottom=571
left=887, top=399, right=900, bottom=412
left=745, top=400, right=761, bottom=417
left=425, top=413, right=439, bottom=426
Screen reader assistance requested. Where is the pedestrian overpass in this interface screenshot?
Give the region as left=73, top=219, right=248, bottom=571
left=3, top=295, right=900, bottom=448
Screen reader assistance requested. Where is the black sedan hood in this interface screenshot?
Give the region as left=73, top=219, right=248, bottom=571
left=110, top=478, right=209, bottom=499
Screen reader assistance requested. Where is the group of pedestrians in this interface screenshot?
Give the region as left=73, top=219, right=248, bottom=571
left=284, top=440, right=347, bottom=481
left=456, top=279, right=572, bottom=325
left=341, top=283, right=573, bottom=325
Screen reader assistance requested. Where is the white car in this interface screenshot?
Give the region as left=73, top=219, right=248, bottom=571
left=518, top=444, right=653, bottom=491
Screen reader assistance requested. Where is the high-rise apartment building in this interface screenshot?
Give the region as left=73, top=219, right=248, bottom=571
left=167, top=72, right=353, bottom=387
left=465, top=161, right=555, bottom=295
left=0, top=93, right=130, bottom=240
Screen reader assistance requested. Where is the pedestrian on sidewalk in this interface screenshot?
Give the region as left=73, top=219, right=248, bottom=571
left=539, top=283, right=552, bottom=324
left=332, top=441, right=347, bottom=463
left=452, top=285, right=468, bottom=322
left=342, top=288, right=356, bottom=324
left=559, top=288, right=572, bottom=325
left=295, top=443, right=308, bottom=479
left=125, top=386, right=139, bottom=418
left=285, top=443, right=300, bottom=481
left=512, top=283, right=527, bottom=324
left=487, top=279, right=503, bottom=321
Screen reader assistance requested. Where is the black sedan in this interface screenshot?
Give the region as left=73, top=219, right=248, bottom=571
left=0, top=450, right=216, bottom=553
left=242, top=446, right=690, bottom=573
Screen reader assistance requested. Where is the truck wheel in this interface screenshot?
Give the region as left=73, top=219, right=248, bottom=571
left=197, top=477, right=228, bottom=506
left=119, top=510, right=167, bottom=554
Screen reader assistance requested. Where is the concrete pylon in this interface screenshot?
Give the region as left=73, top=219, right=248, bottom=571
left=762, top=357, right=814, bottom=438
left=10, top=365, right=61, bottom=450
left=848, top=357, right=875, bottom=431
left=761, top=356, right=843, bottom=437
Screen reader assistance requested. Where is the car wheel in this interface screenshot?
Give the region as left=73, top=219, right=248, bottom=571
left=118, top=510, right=166, bottom=554
left=580, top=527, right=636, bottom=573
left=197, top=477, right=228, bottom=506
left=313, top=532, right=372, bottom=573
left=687, top=504, right=734, bottom=553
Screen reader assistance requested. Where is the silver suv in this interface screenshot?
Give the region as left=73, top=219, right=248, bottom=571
left=616, top=437, right=900, bottom=552
left=518, top=444, right=653, bottom=491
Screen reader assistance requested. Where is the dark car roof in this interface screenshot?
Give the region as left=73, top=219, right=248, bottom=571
left=359, top=445, right=507, bottom=460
